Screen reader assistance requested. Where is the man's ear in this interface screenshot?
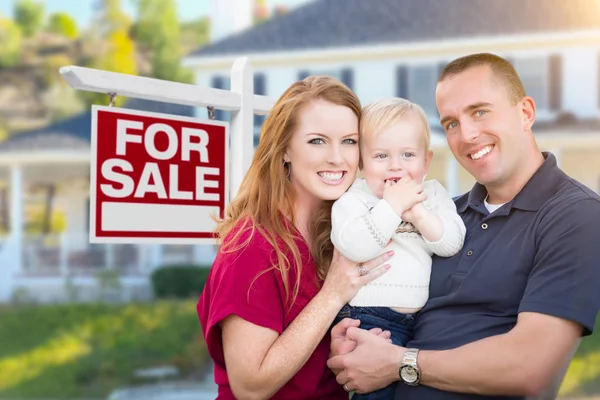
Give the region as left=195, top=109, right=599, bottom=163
left=520, top=96, right=536, bottom=131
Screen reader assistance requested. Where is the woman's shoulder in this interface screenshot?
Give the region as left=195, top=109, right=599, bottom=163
left=219, top=217, right=273, bottom=257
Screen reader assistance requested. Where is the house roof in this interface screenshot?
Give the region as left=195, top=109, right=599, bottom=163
left=189, top=0, right=600, bottom=57
left=0, top=99, right=195, bottom=153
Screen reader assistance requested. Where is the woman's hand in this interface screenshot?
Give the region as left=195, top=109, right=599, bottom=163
left=321, top=249, right=393, bottom=308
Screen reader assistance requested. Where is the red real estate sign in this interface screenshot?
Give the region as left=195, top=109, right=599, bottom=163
left=90, top=105, right=228, bottom=244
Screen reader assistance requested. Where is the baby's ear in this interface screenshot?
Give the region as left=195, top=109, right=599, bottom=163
left=425, top=149, right=434, bottom=170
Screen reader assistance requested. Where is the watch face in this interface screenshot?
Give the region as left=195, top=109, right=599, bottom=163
left=401, top=365, right=419, bottom=383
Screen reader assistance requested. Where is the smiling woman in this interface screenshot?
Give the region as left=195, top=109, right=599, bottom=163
left=197, top=75, right=394, bottom=399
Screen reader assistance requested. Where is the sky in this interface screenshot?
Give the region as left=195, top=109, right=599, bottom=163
left=0, top=0, right=314, bottom=25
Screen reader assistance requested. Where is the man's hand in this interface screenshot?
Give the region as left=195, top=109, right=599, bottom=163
left=327, top=326, right=404, bottom=394
left=329, top=318, right=392, bottom=375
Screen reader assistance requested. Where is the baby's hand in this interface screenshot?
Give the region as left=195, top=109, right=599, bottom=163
left=402, top=201, right=428, bottom=224
left=383, top=176, right=427, bottom=217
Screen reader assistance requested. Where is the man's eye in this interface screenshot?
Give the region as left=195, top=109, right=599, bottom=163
left=446, top=122, right=458, bottom=130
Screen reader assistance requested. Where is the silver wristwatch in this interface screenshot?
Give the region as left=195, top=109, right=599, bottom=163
left=399, top=348, right=420, bottom=386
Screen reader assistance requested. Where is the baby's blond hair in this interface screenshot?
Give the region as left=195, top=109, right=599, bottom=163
left=360, top=97, right=431, bottom=150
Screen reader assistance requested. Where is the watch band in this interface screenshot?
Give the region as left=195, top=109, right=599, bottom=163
left=403, top=348, right=419, bottom=366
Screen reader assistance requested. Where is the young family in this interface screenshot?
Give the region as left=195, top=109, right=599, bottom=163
left=197, top=53, right=600, bottom=400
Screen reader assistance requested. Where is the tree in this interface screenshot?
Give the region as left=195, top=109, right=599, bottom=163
left=14, top=0, right=44, bottom=37
left=47, top=12, right=79, bottom=39
left=131, top=0, right=194, bottom=83
left=180, top=17, right=210, bottom=54
left=81, top=0, right=137, bottom=107
left=0, top=14, right=23, bottom=68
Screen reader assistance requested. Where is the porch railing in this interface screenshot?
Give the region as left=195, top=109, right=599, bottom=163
left=18, top=232, right=216, bottom=277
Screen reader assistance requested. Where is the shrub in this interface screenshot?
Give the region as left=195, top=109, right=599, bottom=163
left=151, top=265, right=210, bottom=299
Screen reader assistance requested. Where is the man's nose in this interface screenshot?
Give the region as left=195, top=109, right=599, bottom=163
left=460, top=120, right=480, bottom=142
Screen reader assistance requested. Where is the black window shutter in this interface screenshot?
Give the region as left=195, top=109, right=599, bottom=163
left=298, top=70, right=310, bottom=80
left=341, top=68, right=353, bottom=90
left=437, top=61, right=447, bottom=80
left=548, top=54, right=562, bottom=111
left=396, top=65, right=408, bottom=99
left=211, top=75, right=225, bottom=121
left=254, top=73, right=266, bottom=128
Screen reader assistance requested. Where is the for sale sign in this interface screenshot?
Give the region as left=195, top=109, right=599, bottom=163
left=90, top=105, right=228, bottom=244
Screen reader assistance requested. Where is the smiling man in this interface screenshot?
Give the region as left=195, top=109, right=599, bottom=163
left=327, top=53, right=600, bottom=400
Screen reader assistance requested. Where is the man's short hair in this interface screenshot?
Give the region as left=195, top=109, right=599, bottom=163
left=438, top=53, right=526, bottom=105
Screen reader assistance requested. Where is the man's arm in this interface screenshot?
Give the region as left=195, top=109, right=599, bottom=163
left=418, top=311, right=581, bottom=396
left=328, top=313, right=581, bottom=396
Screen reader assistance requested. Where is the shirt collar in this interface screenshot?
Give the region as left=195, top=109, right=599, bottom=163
left=458, top=152, right=565, bottom=214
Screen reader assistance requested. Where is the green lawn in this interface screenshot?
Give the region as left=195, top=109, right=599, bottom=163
left=0, top=300, right=208, bottom=399
left=0, top=301, right=598, bottom=398
left=560, top=316, right=600, bottom=397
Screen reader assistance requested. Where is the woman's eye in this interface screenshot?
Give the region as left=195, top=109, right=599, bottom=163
left=309, top=138, right=325, bottom=144
left=343, top=138, right=357, bottom=145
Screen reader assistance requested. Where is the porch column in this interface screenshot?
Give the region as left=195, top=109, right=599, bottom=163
left=445, top=155, right=460, bottom=197
left=10, top=165, right=23, bottom=273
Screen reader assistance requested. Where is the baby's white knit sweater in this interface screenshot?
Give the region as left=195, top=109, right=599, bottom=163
left=331, top=178, right=466, bottom=309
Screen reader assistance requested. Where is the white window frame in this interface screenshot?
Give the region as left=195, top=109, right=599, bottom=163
left=407, top=65, right=440, bottom=127
left=513, top=56, right=553, bottom=120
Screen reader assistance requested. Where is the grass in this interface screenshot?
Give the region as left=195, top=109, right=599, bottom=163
left=560, top=317, right=600, bottom=397
left=0, top=301, right=598, bottom=398
left=0, top=300, right=208, bottom=399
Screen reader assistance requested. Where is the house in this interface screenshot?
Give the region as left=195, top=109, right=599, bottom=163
left=0, top=98, right=218, bottom=303
left=184, top=0, right=600, bottom=196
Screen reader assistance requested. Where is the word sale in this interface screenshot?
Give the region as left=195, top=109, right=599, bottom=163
left=100, top=119, right=221, bottom=201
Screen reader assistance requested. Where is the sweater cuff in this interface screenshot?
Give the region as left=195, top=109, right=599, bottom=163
left=423, top=216, right=464, bottom=257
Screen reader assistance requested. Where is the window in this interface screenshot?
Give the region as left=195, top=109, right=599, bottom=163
left=408, top=65, right=438, bottom=118
left=297, top=68, right=354, bottom=90
left=513, top=57, right=549, bottom=111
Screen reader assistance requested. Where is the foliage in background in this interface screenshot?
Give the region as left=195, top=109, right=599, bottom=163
left=47, top=12, right=79, bottom=39
left=14, top=0, right=44, bottom=38
left=132, top=0, right=194, bottom=83
left=0, top=300, right=207, bottom=399
left=559, top=317, right=600, bottom=396
left=151, top=265, right=211, bottom=299
left=0, top=15, right=23, bottom=68
left=80, top=0, right=136, bottom=108
left=180, top=17, right=210, bottom=55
